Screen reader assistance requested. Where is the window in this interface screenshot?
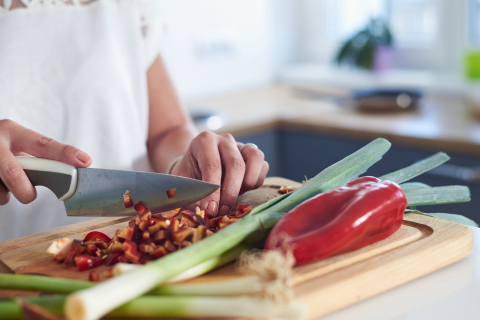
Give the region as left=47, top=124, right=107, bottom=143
left=389, top=0, right=438, bottom=48
left=324, top=0, right=438, bottom=48
left=325, top=0, right=386, bottom=42
left=469, top=0, right=480, bottom=46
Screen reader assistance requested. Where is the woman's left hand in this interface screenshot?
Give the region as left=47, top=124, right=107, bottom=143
left=171, top=131, right=269, bottom=217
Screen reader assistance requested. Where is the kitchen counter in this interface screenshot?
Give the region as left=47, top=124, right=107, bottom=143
left=320, top=225, right=480, bottom=320
left=189, top=85, right=480, bottom=157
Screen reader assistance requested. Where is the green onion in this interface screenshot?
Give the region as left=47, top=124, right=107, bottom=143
left=65, top=138, right=390, bottom=320
left=0, top=273, right=262, bottom=297
left=248, top=192, right=291, bottom=216
left=0, top=296, right=306, bottom=320
left=379, top=152, right=450, bottom=184
left=0, top=274, right=92, bottom=294
left=400, top=182, right=431, bottom=192
left=404, top=185, right=471, bottom=206
left=405, top=210, right=479, bottom=228
left=149, top=276, right=263, bottom=296
left=251, top=138, right=391, bottom=216
left=113, top=243, right=249, bottom=282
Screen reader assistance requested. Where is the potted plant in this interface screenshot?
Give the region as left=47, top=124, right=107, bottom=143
left=335, top=18, right=393, bottom=72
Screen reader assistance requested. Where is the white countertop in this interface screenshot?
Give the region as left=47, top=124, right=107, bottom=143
left=320, top=226, right=480, bottom=320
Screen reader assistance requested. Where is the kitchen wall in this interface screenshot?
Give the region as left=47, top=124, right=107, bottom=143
left=148, top=0, right=278, bottom=101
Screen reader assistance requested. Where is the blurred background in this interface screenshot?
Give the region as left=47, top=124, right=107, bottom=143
left=149, top=0, right=480, bottom=219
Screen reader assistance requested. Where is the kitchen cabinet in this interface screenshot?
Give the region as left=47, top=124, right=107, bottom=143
left=236, top=129, right=480, bottom=221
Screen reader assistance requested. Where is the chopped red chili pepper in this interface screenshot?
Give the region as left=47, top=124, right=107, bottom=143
left=122, top=240, right=141, bottom=263
left=74, top=254, right=104, bottom=271
left=265, top=176, right=407, bottom=265
left=83, top=231, right=112, bottom=244
left=134, top=201, right=149, bottom=215
left=103, top=252, right=122, bottom=266
left=64, top=239, right=82, bottom=265
left=166, top=188, right=177, bottom=198
left=86, top=244, right=97, bottom=256
left=161, top=207, right=182, bottom=219
left=124, top=194, right=134, bottom=208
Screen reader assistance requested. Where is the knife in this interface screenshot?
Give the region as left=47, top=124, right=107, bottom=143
left=0, top=156, right=220, bottom=217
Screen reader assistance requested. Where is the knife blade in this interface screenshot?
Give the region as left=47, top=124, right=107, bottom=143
left=0, top=157, right=220, bottom=217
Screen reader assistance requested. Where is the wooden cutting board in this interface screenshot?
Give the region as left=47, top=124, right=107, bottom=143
left=0, top=177, right=473, bottom=319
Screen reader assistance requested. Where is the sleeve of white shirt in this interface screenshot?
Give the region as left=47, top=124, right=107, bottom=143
left=143, top=17, right=163, bottom=70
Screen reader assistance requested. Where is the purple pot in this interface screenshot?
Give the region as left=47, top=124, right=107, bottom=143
left=373, top=46, right=393, bottom=73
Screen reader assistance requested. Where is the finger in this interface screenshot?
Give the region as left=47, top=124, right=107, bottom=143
left=192, top=132, right=222, bottom=217
left=217, top=134, right=245, bottom=216
left=8, top=121, right=92, bottom=168
left=0, top=147, right=37, bottom=204
left=239, top=146, right=265, bottom=193
left=0, top=180, right=11, bottom=205
left=254, top=161, right=269, bottom=189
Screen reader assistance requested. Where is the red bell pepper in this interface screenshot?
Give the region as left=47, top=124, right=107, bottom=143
left=265, top=176, right=407, bottom=265
left=74, top=255, right=104, bottom=271
left=83, top=231, right=112, bottom=244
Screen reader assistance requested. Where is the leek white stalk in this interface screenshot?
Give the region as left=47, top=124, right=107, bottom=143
left=0, top=274, right=262, bottom=297
left=149, top=276, right=262, bottom=296
left=112, top=243, right=249, bottom=283
left=1, top=296, right=306, bottom=320
left=109, top=296, right=306, bottom=320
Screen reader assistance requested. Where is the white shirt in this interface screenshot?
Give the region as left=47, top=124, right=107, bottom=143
left=0, top=0, right=161, bottom=241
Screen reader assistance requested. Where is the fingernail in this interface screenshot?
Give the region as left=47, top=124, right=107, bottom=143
left=76, top=151, right=90, bottom=164
left=206, top=201, right=217, bottom=217
left=218, top=205, right=230, bottom=216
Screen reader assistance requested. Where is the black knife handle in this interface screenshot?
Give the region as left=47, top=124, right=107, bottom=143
left=0, top=157, right=78, bottom=200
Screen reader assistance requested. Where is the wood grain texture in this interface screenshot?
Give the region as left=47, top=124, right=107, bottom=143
left=0, top=177, right=474, bottom=319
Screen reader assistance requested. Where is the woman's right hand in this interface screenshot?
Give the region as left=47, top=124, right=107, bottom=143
left=0, top=120, right=92, bottom=205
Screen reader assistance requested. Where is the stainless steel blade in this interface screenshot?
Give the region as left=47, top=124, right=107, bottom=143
left=64, top=168, right=220, bottom=217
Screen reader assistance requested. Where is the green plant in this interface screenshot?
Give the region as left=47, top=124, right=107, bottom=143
left=335, top=18, right=392, bottom=70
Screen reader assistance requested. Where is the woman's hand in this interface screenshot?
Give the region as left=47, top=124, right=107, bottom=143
left=0, top=120, right=92, bottom=205
left=171, top=131, right=269, bottom=217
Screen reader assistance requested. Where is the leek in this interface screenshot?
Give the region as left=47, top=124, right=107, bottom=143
left=400, top=182, right=431, bottom=192
left=379, top=152, right=450, bottom=184
left=0, top=273, right=262, bottom=297
left=405, top=210, right=479, bottom=228
left=248, top=192, right=291, bottom=215
left=404, top=185, right=471, bottom=206
left=0, top=274, right=91, bottom=294
left=0, top=296, right=306, bottom=320
left=0, top=274, right=264, bottom=296
left=250, top=138, right=391, bottom=216
left=65, top=138, right=390, bottom=320
left=114, top=243, right=248, bottom=282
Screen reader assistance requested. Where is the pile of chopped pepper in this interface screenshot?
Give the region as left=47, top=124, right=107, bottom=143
left=47, top=201, right=254, bottom=274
